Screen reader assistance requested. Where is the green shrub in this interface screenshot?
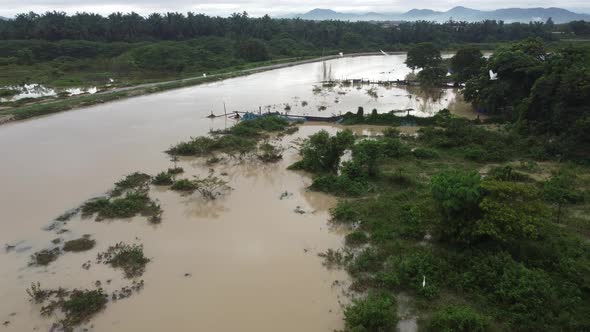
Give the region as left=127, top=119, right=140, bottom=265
left=344, top=292, right=398, bottom=332
left=290, top=129, right=355, bottom=173
left=426, top=305, right=491, bottom=332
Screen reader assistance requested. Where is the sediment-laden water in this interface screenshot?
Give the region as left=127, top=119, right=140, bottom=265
left=0, top=54, right=478, bottom=331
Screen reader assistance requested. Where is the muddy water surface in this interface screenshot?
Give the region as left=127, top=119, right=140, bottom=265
left=0, top=54, right=476, bottom=331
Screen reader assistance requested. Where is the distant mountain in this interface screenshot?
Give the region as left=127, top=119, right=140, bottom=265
left=289, top=7, right=590, bottom=23
left=0, top=16, right=7, bottom=20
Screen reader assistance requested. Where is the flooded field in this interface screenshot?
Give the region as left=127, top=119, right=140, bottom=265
left=0, top=54, right=477, bottom=331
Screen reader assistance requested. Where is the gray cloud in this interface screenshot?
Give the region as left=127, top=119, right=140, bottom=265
left=1, top=0, right=589, bottom=18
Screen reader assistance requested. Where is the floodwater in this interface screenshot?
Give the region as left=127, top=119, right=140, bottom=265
left=0, top=54, right=476, bottom=331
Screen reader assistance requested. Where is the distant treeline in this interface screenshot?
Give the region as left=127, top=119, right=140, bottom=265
left=0, top=11, right=560, bottom=45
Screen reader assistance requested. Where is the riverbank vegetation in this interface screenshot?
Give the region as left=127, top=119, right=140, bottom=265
left=1, top=12, right=587, bottom=123
left=295, top=123, right=589, bottom=330
left=289, top=39, right=590, bottom=331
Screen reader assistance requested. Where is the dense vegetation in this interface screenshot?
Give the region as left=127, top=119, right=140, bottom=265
left=0, top=11, right=568, bottom=87
left=295, top=116, right=590, bottom=331
left=287, top=40, right=589, bottom=328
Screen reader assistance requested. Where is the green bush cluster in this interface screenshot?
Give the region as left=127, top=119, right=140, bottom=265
left=98, top=243, right=150, bottom=278
left=81, top=192, right=162, bottom=223
left=168, top=116, right=291, bottom=156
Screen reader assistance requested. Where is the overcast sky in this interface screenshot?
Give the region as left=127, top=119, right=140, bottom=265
left=1, top=0, right=589, bottom=18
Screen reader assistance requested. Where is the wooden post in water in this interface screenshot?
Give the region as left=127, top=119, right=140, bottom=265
left=223, top=102, right=227, bottom=117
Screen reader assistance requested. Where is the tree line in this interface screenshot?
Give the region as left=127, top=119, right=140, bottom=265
left=0, top=11, right=558, bottom=45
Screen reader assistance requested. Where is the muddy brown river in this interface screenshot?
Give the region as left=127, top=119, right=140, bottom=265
left=0, top=54, right=477, bottom=331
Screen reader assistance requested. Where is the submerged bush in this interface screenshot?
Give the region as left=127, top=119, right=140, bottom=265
left=111, top=172, right=151, bottom=196
left=152, top=171, right=174, bottom=185
left=344, top=292, right=398, bottom=331
left=257, top=142, right=283, bottom=162
left=81, top=192, right=162, bottom=223
left=167, top=116, right=291, bottom=157
left=170, top=179, right=197, bottom=191
left=30, top=248, right=61, bottom=266
left=26, top=284, right=107, bottom=329
left=63, top=235, right=95, bottom=252
left=98, top=242, right=150, bottom=278
left=61, top=289, right=108, bottom=327
left=171, top=175, right=231, bottom=199
left=167, top=167, right=184, bottom=174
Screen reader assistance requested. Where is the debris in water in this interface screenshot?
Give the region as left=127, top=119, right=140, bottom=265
left=279, top=191, right=293, bottom=200
left=294, top=206, right=306, bottom=214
